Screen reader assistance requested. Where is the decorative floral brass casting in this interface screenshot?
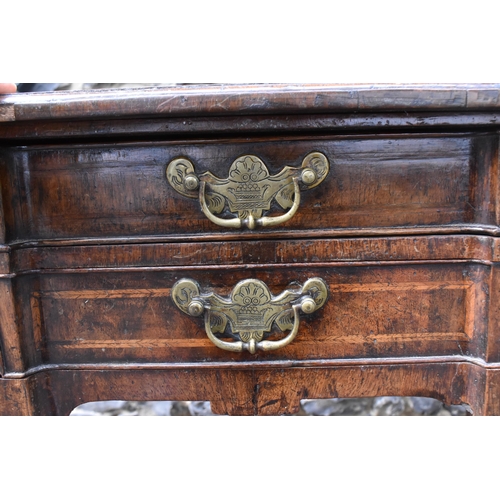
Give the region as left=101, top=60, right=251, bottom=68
left=166, top=152, right=329, bottom=229
left=171, top=278, right=328, bottom=354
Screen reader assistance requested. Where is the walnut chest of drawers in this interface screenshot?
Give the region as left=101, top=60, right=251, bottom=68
left=1, top=84, right=500, bottom=415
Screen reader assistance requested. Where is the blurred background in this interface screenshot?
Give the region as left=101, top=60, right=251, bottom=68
left=70, top=397, right=469, bottom=416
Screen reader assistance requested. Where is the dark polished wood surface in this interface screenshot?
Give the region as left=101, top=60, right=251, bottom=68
left=2, top=84, right=500, bottom=415
left=2, top=84, right=500, bottom=123
left=1, top=133, right=496, bottom=243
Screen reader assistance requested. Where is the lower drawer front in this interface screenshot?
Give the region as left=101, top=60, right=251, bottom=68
left=19, top=261, right=487, bottom=369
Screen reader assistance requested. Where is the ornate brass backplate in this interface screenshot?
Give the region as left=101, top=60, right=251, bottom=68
left=171, top=278, right=328, bottom=354
left=166, top=152, right=329, bottom=229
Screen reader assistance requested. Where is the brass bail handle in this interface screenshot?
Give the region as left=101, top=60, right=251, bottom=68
left=166, top=152, right=329, bottom=230
left=171, top=278, right=328, bottom=354
left=199, top=177, right=301, bottom=229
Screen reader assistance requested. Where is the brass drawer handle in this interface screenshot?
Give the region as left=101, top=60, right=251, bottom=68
left=171, top=278, right=328, bottom=354
left=166, top=152, right=329, bottom=229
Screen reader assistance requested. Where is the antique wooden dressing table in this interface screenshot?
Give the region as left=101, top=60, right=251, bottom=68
left=1, top=84, right=500, bottom=415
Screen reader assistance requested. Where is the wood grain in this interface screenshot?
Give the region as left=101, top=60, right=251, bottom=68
left=0, top=378, right=33, bottom=415
left=0, top=263, right=479, bottom=369
left=8, top=235, right=493, bottom=273
left=2, top=113, right=500, bottom=142
left=0, top=280, right=26, bottom=373
left=1, top=134, right=492, bottom=243
left=0, top=362, right=482, bottom=415
left=2, top=84, right=500, bottom=124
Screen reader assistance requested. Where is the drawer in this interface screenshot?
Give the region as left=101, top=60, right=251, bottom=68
left=11, top=236, right=493, bottom=372
left=1, top=133, right=497, bottom=243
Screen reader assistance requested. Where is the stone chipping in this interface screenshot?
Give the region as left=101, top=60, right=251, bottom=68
left=71, top=397, right=469, bottom=416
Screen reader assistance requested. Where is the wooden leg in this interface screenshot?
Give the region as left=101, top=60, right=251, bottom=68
left=0, top=378, right=34, bottom=415
left=482, top=369, right=500, bottom=415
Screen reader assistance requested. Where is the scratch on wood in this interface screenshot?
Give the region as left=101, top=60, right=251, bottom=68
left=156, top=96, right=179, bottom=113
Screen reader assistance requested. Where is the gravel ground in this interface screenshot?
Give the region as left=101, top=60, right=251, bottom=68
left=70, top=397, right=470, bottom=416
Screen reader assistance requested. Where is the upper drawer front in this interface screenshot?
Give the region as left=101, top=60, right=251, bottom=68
left=1, top=134, right=495, bottom=242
